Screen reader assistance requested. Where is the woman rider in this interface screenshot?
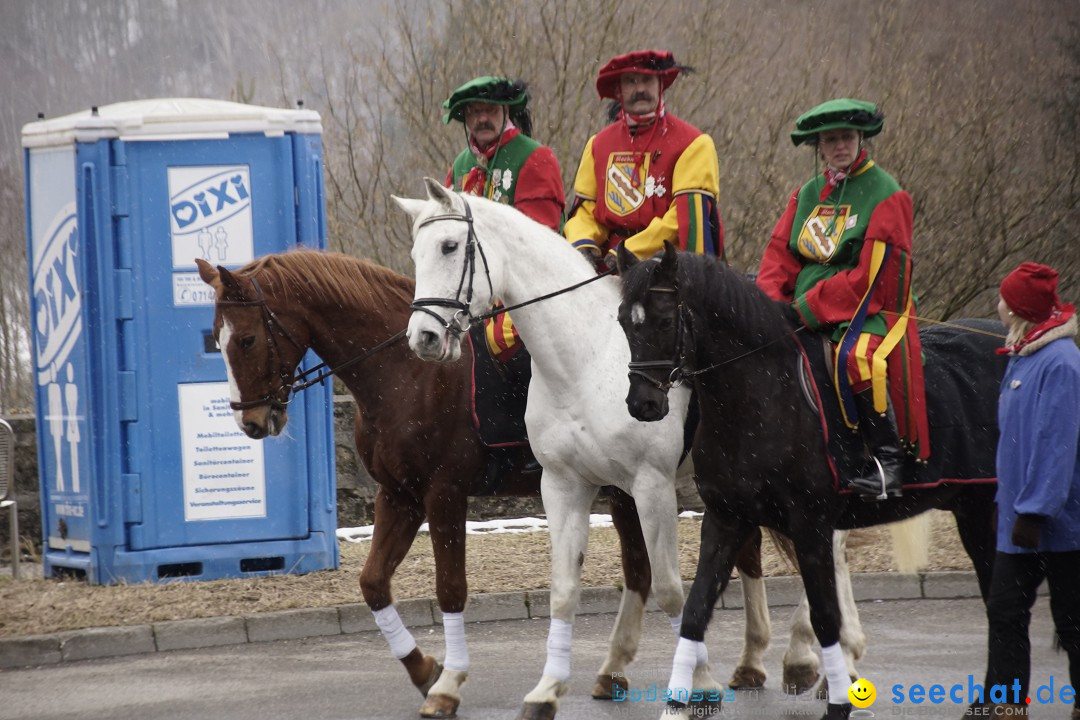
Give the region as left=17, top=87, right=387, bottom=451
left=757, top=98, right=929, bottom=500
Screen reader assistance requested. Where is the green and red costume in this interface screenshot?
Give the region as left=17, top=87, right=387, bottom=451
left=758, top=150, right=930, bottom=458
left=443, top=76, right=565, bottom=360
left=446, top=130, right=564, bottom=231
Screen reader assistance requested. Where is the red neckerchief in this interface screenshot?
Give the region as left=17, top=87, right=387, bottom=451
left=616, top=94, right=666, bottom=189
left=997, top=303, right=1077, bottom=355
left=820, top=149, right=868, bottom=201
left=462, top=126, right=520, bottom=197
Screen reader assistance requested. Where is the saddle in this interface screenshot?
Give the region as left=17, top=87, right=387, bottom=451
left=794, top=320, right=1006, bottom=493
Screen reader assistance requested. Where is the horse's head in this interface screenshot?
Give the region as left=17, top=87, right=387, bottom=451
left=393, top=178, right=496, bottom=363
left=196, top=258, right=308, bottom=439
left=616, top=241, right=684, bottom=422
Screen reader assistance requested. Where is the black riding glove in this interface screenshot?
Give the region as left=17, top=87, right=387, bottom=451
left=1011, top=513, right=1045, bottom=549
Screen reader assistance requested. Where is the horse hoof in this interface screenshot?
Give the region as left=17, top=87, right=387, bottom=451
left=419, top=693, right=459, bottom=718
left=591, top=673, right=628, bottom=700
left=820, top=702, right=852, bottom=719
left=515, top=701, right=557, bottom=720
left=417, top=658, right=444, bottom=697
left=728, top=665, right=766, bottom=689
left=782, top=664, right=819, bottom=695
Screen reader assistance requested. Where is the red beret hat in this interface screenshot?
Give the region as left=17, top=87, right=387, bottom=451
left=1000, top=262, right=1061, bottom=323
left=596, top=50, right=681, bottom=100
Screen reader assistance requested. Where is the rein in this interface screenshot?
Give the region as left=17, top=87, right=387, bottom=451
left=629, top=283, right=1003, bottom=395
left=410, top=196, right=615, bottom=330
left=290, top=329, right=407, bottom=392
left=219, top=275, right=405, bottom=410
left=627, top=282, right=808, bottom=394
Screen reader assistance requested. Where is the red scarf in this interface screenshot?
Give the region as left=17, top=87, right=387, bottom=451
left=615, top=94, right=666, bottom=189
left=997, top=303, right=1077, bottom=355
left=820, top=149, right=868, bottom=201
left=462, top=125, right=520, bottom=197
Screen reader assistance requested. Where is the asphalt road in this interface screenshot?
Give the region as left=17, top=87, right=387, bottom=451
left=0, top=597, right=1072, bottom=720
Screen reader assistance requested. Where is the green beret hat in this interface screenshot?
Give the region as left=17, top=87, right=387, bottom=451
left=442, top=76, right=528, bottom=125
left=790, top=98, right=884, bottom=146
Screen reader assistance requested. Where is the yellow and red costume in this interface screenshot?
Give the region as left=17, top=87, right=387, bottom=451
left=564, top=50, right=723, bottom=262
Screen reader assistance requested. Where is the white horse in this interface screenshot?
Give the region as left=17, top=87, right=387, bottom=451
left=394, top=180, right=894, bottom=718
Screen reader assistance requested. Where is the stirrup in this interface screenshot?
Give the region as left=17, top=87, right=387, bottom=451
left=849, top=457, right=902, bottom=502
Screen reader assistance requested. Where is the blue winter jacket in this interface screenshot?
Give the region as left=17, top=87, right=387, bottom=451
left=995, top=325, right=1080, bottom=554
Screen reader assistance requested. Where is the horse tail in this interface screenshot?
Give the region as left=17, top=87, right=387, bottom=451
left=766, top=529, right=799, bottom=571
left=889, top=513, right=930, bottom=573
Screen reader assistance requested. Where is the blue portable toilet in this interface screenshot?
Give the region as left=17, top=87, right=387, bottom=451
left=22, top=98, right=338, bottom=584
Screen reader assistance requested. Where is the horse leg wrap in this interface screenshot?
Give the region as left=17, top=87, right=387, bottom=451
left=821, top=642, right=850, bottom=706
left=667, top=637, right=700, bottom=704
left=441, top=611, right=469, bottom=672
left=541, top=618, right=573, bottom=682
left=669, top=612, right=682, bottom=636
left=374, top=605, right=418, bottom=659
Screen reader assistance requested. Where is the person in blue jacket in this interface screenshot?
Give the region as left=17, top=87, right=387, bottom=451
left=971, top=262, right=1080, bottom=719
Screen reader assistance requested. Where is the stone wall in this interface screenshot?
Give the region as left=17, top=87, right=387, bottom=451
left=3, top=396, right=700, bottom=560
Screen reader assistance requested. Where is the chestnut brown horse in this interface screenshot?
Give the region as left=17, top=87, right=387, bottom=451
left=196, top=250, right=697, bottom=717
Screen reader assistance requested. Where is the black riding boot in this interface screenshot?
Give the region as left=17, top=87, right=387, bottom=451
left=847, top=390, right=905, bottom=501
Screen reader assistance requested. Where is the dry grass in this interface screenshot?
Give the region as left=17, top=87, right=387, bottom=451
left=0, top=511, right=971, bottom=638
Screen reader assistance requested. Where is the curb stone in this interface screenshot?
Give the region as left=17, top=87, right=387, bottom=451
left=0, top=571, right=983, bottom=670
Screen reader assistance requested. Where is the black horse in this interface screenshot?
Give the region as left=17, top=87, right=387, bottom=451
left=616, top=243, right=1006, bottom=720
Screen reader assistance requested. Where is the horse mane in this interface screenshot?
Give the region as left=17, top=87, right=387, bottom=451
left=237, top=248, right=415, bottom=313
left=674, top=254, right=794, bottom=350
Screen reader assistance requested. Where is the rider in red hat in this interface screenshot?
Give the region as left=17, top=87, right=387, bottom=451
left=564, top=50, right=723, bottom=267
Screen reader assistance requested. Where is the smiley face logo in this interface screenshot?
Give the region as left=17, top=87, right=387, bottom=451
left=848, top=678, right=876, bottom=708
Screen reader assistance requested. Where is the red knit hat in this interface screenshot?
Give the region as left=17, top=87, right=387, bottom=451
left=596, top=50, right=681, bottom=100
left=1000, top=262, right=1061, bottom=323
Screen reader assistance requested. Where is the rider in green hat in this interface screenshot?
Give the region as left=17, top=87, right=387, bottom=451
left=443, top=76, right=564, bottom=232
left=757, top=98, right=928, bottom=501
left=442, top=76, right=566, bottom=482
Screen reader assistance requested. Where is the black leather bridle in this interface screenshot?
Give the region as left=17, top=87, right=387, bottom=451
left=626, top=278, right=807, bottom=396
left=408, top=198, right=494, bottom=336
left=217, top=276, right=303, bottom=412
left=217, top=276, right=408, bottom=411
left=626, top=285, right=688, bottom=393
left=408, top=196, right=615, bottom=335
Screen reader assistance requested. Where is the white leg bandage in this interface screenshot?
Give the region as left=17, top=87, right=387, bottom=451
left=669, top=612, right=682, bottom=636
left=373, top=605, right=417, bottom=659
left=668, top=636, right=700, bottom=704
left=441, top=612, right=469, bottom=672
left=541, top=618, right=573, bottom=682
left=821, top=642, right=851, bottom=705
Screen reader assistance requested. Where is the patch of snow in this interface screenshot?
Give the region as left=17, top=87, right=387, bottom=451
left=336, top=511, right=703, bottom=543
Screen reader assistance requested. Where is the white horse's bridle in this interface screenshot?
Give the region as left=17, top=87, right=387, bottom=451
left=409, top=197, right=493, bottom=336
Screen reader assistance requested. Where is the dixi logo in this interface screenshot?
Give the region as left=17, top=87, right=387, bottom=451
left=169, top=167, right=251, bottom=234
left=33, top=204, right=81, bottom=383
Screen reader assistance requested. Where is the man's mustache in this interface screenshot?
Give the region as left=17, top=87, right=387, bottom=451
left=628, top=92, right=654, bottom=104
left=472, top=122, right=496, bottom=133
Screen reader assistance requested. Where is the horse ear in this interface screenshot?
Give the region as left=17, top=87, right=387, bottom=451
left=616, top=242, right=639, bottom=274
left=423, top=177, right=461, bottom=212
left=658, top=241, right=679, bottom=287
left=195, top=258, right=220, bottom=288
left=392, top=195, right=427, bottom=223
left=217, top=265, right=244, bottom=295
